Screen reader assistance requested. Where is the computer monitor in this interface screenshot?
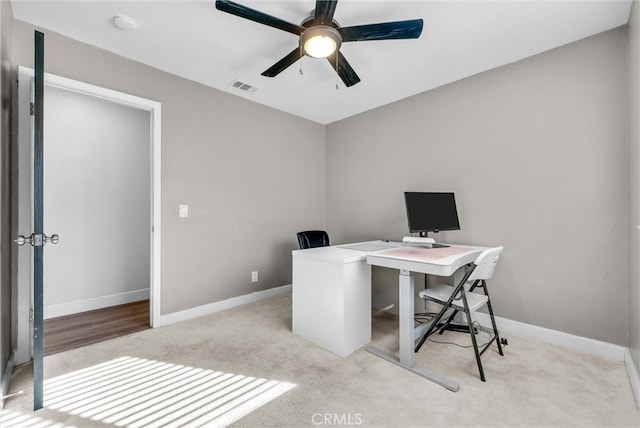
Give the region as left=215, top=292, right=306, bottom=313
left=404, top=192, right=460, bottom=236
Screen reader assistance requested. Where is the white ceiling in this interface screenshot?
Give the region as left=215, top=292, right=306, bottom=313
left=10, top=0, right=632, bottom=124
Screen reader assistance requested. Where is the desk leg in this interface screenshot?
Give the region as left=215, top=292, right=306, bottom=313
left=366, top=269, right=460, bottom=392
left=398, top=269, right=415, bottom=367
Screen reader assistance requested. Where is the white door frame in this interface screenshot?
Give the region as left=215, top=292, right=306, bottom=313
left=14, top=66, right=162, bottom=364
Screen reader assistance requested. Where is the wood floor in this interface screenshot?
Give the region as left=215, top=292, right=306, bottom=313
left=44, top=300, right=150, bottom=356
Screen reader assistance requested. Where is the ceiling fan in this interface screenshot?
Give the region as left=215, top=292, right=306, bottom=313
left=215, top=0, right=424, bottom=87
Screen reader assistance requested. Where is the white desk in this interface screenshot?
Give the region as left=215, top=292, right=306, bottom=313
left=292, top=240, right=485, bottom=391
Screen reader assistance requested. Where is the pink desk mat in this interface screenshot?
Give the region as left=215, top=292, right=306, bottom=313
left=377, top=246, right=472, bottom=262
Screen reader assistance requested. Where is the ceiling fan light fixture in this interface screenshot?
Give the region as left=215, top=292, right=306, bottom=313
left=304, top=36, right=336, bottom=58
left=301, top=26, right=342, bottom=58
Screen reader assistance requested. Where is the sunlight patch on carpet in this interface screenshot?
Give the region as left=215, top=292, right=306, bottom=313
left=42, top=356, right=296, bottom=427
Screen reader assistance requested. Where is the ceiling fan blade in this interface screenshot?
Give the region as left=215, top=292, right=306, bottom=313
left=327, top=51, right=361, bottom=87
left=261, top=47, right=303, bottom=77
left=339, top=19, right=424, bottom=42
left=215, top=0, right=305, bottom=36
left=314, top=0, right=338, bottom=25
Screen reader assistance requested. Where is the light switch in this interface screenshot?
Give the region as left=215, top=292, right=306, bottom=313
left=179, top=204, right=189, bottom=218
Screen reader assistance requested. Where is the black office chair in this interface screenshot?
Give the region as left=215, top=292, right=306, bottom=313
left=297, top=230, right=330, bottom=249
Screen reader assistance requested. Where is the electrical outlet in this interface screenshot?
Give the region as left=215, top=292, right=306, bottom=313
left=251, top=271, right=258, bottom=283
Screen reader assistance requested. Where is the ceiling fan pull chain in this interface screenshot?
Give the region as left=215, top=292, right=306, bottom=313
left=335, top=54, right=339, bottom=90
left=299, top=45, right=304, bottom=76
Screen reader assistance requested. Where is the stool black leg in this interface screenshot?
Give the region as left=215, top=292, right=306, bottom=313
left=481, top=280, right=503, bottom=356
left=461, top=289, right=485, bottom=381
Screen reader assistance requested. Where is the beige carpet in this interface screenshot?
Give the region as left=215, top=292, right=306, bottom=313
left=1, top=292, right=638, bottom=427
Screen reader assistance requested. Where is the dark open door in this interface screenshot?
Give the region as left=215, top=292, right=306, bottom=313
left=33, top=29, right=45, bottom=412
left=14, top=31, right=60, bottom=411
left=13, top=30, right=47, bottom=412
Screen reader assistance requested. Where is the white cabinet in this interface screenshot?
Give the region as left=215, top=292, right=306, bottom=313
left=292, top=246, right=372, bottom=357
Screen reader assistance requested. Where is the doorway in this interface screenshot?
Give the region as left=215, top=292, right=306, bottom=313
left=14, top=68, right=162, bottom=364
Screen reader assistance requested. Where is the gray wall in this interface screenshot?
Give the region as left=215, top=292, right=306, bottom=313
left=43, top=85, right=150, bottom=317
left=0, top=0, right=13, bottom=399
left=629, top=0, right=640, bottom=369
left=11, top=20, right=325, bottom=315
left=326, top=28, right=629, bottom=345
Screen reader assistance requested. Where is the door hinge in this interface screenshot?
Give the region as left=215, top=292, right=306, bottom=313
left=30, top=102, right=34, bottom=116
left=29, top=307, right=34, bottom=321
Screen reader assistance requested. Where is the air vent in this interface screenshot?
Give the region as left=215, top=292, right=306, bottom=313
left=230, top=79, right=259, bottom=93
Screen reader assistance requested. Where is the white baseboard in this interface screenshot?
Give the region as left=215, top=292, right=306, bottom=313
left=1, top=350, right=15, bottom=409
left=44, top=289, right=150, bottom=319
left=473, top=312, right=627, bottom=361
left=159, top=284, right=292, bottom=327
left=625, top=349, right=640, bottom=409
